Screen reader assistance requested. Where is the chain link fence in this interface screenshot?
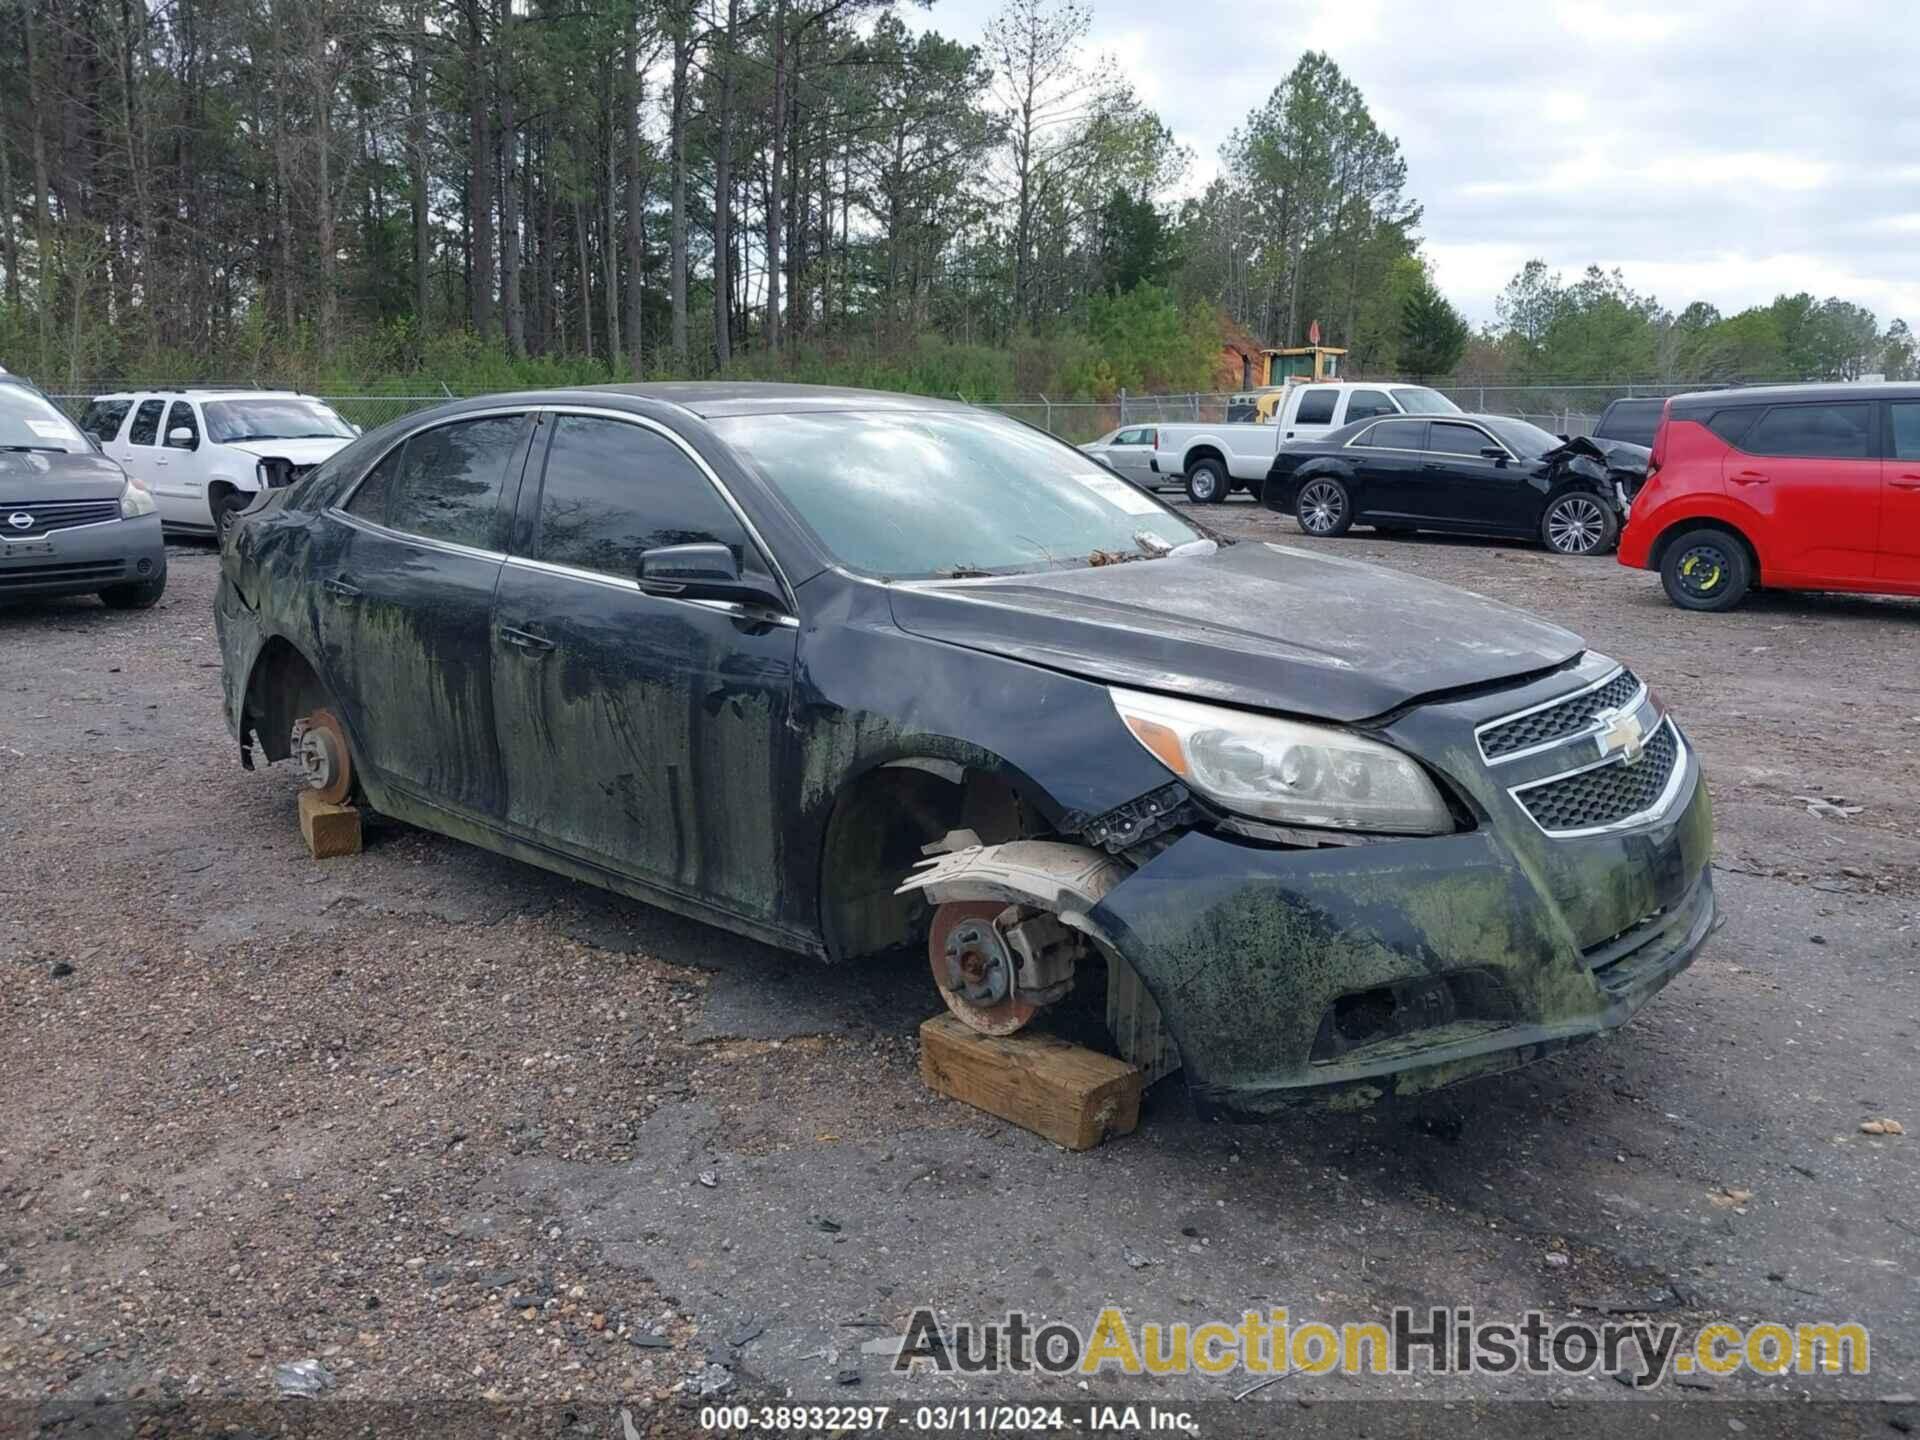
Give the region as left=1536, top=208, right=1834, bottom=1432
left=45, top=378, right=1767, bottom=445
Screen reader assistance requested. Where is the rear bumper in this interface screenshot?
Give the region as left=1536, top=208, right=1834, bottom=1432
left=0, top=513, right=166, bottom=601
left=1087, top=752, right=1715, bottom=1118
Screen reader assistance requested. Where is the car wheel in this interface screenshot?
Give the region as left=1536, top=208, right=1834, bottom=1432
left=99, top=571, right=168, bottom=610
left=1295, top=477, right=1353, bottom=537
left=1660, top=528, right=1752, bottom=611
left=214, top=490, right=253, bottom=542
left=1184, top=459, right=1227, bottom=504
left=1542, top=492, right=1618, bottom=555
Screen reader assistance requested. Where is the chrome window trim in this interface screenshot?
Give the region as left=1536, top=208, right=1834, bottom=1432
left=1507, top=718, right=1688, bottom=838
left=325, top=506, right=508, bottom=563
left=503, top=553, right=799, bottom=628
left=1475, top=664, right=1641, bottom=766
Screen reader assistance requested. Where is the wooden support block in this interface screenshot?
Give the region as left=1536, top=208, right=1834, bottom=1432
left=298, top=789, right=362, bottom=860
left=918, top=1013, right=1143, bottom=1151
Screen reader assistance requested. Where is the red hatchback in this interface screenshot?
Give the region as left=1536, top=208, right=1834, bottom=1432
left=1618, top=383, right=1920, bottom=610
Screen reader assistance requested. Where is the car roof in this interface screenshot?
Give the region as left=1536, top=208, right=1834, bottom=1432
left=1669, top=381, right=1920, bottom=418
left=91, top=388, right=322, bottom=403
left=575, top=382, right=976, bottom=419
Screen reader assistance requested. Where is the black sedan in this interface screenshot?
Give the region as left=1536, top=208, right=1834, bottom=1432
left=216, top=384, right=1713, bottom=1116
left=1265, top=413, right=1643, bottom=556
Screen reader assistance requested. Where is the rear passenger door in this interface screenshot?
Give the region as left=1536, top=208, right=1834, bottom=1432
left=489, top=409, right=798, bottom=928
left=1725, top=402, right=1880, bottom=585
left=1344, top=418, right=1428, bottom=519
left=1103, top=427, right=1157, bottom=485
left=316, top=410, right=535, bottom=820
left=1881, top=401, right=1920, bottom=584
left=115, top=399, right=171, bottom=515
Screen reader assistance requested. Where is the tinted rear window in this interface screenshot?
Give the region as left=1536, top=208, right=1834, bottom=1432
left=380, top=414, right=526, bottom=549
left=1357, top=419, right=1425, bottom=449
left=1741, top=403, right=1873, bottom=460
left=1596, top=400, right=1663, bottom=447
left=1294, top=390, right=1338, bottom=425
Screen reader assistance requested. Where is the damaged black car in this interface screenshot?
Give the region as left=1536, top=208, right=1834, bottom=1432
left=1266, top=413, right=1650, bottom=556
left=216, top=384, right=1714, bottom=1116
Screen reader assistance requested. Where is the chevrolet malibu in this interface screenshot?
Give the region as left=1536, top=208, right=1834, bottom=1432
left=216, top=384, right=1716, bottom=1116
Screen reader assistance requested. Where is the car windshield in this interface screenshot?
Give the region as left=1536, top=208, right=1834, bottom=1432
left=1389, top=386, right=1462, bottom=415
left=203, top=398, right=355, bottom=443
left=713, top=409, right=1211, bottom=579
left=1485, top=418, right=1567, bottom=457
left=0, top=383, right=90, bottom=454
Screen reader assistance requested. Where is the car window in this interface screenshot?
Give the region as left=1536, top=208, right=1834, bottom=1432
left=1356, top=419, right=1426, bottom=450
left=128, top=399, right=165, bottom=447
left=343, top=445, right=404, bottom=525
left=1344, top=389, right=1395, bottom=423
left=164, top=401, right=199, bottom=450
left=1428, top=422, right=1497, bottom=457
left=533, top=415, right=759, bottom=581
left=1892, top=402, right=1920, bottom=461
left=1706, top=407, right=1762, bottom=448
left=382, top=414, right=525, bottom=550
left=1742, top=403, right=1873, bottom=460
left=1597, top=400, right=1662, bottom=447
left=1294, top=390, right=1338, bottom=426
left=1114, top=428, right=1149, bottom=446
left=1388, top=386, right=1461, bottom=415
left=713, top=409, right=1206, bottom=580
left=0, top=383, right=91, bottom=453
left=80, top=399, right=132, bottom=444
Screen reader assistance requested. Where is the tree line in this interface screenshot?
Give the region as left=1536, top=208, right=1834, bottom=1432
left=0, top=0, right=1446, bottom=398
left=0, top=1, right=1905, bottom=400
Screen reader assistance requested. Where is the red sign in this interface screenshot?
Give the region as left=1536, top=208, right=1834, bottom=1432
left=1308, top=320, right=1321, bottom=345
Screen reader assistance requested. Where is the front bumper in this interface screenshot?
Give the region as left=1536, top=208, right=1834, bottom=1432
left=1086, top=663, right=1716, bottom=1117
left=0, top=512, right=166, bottom=601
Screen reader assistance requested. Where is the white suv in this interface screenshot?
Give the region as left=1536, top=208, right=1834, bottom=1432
left=79, top=388, right=360, bottom=538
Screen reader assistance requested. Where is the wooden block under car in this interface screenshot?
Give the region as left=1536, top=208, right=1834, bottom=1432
left=918, top=1013, right=1143, bottom=1150
left=298, top=789, right=363, bottom=859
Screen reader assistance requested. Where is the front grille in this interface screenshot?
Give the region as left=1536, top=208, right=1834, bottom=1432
left=1, top=499, right=121, bottom=537
left=0, top=559, right=127, bottom=589
left=1514, top=720, right=1680, bottom=834
left=1479, top=668, right=1641, bottom=761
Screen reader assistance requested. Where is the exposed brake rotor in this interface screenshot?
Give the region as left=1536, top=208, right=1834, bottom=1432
left=292, top=708, right=353, bottom=805
left=928, top=900, right=1040, bottom=1036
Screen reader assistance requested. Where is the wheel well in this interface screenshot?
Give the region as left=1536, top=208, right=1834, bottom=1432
left=818, top=761, right=1039, bottom=963
left=1183, top=445, right=1225, bottom=474
left=242, top=637, right=332, bottom=763
left=1650, top=518, right=1760, bottom=583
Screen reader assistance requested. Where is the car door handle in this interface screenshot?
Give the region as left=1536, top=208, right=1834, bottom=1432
left=1729, top=470, right=1769, bottom=486
left=320, top=577, right=361, bottom=599
left=1891, top=474, right=1920, bottom=490
left=499, top=626, right=555, bottom=654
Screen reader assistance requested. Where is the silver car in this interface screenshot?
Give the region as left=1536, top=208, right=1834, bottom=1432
left=1078, top=425, right=1162, bottom=488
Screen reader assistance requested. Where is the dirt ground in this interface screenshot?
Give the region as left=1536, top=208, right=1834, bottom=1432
left=2, top=511, right=1917, bottom=1434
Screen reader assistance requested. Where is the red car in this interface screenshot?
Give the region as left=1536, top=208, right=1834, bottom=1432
left=1618, top=383, right=1920, bottom=610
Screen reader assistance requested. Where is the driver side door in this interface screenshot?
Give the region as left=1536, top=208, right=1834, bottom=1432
left=489, top=410, right=799, bottom=931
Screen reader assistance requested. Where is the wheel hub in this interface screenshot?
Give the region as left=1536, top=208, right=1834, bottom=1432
left=292, top=708, right=353, bottom=804
left=1549, top=498, right=1604, bottom=553
left=1677, top=545, right=1726, bottom=596
left=928, top=900, right=1040, bottom=1035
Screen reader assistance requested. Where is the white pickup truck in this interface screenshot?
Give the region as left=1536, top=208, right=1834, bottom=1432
left=1148, top=382, right=1462, bottom=503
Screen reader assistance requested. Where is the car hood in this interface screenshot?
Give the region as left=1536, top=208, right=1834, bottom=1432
left=886, top=540, right=1584, bottom=722
left=225, top=437, right=353, bottom=463
left=0, top=448, right=129, bottom=503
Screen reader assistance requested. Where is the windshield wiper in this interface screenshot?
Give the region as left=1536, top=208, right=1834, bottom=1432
left=0, top=444, right=66, bottom=453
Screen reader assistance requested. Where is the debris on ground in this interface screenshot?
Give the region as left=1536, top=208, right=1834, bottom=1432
left=1795, top=795, right=1864, bottom=820
left=1861, top=1119, right=1906, bottom=1136
left=274, top=1359, right=335, bottom=1397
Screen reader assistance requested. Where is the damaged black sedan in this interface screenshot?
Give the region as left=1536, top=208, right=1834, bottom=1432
left=1266, top=413, right=1650, bottom=556
left=216, top=384, right=1714, bottom=1116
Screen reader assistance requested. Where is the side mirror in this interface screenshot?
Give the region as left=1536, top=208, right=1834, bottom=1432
left=167, top=426, right=197, bottom=448
left=1479, top=446, right=1508, bottom=463
left=639, top=542, right=786, bottom=612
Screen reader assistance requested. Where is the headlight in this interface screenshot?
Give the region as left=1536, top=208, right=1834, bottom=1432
left=119, top=480, right=155, bottom=518
left=1110, top=687, right=1452, bottom=835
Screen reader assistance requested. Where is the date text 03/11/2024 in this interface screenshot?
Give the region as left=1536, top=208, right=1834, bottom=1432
left=697, top=1404, right=1200, bottom=1433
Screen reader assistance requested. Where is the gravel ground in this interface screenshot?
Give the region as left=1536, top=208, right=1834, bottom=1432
left=2, top=519, right=1917, bottom=1434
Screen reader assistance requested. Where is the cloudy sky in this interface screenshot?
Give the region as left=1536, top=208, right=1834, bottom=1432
left=906, top=0, right=1920, bottom=328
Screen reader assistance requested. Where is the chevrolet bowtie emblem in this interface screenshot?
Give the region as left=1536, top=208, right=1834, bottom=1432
left=1597, top=708, right=1646, bottom=765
